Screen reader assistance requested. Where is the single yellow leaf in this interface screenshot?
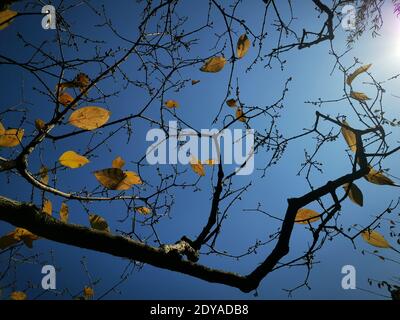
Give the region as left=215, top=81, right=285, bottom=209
left=59, top=150, right=89, bottom=169
left=89, top=214, right=110, bottom=232
left=0, top=128, right=24, bottom=147
left=10, top=291, right=27, bottom=300
left=74, top=73, right=90, bottom=92
left=341, top=121, right=357, bottom=153
left=191, top=80, right=200, bottom=86
left=190, top=157, right=205, bottom=177
left=69, top=106, right=110, bottom=130
left=0, top=121, right=5, bottom=135
left=295, top=208, right=321, bottom=224
left=364, top=167, right=396, bottom=186
left=0, top=231, right=20, bottom=250
left=35, top=119, right=46, bottom=132
left=236, top=34, right=251, bottom=59
left=350, top=91, right=370, bottom=101
left=112, top=156, right=125, bottom=169
left=39, top=165, right=49, bottom=185
left=58, top=92, right=75, bottom=107
left=43, top=199, right=52, bottom=216
left=0, top=9, right=18, bottom=31
left=14, top=228, right=39, bottom=248
left=361, top=230, right=391, bottom=248
left=343, top=183, right=363, bottom=207
left=200, top=56, right=226, bottom=73
left=60, top=202, right=69, bottom=223
left=94, top=168, right=127, bottom=190
left=83, top=286, right=94, bottom=300
left=226, top=99, right=237, bottom=107
left=236, top=108, right=247, bottom=122
left=346, top=64, right=372, bottom=86
left=136, top=207, right=151, bottom=215
left=164, top=100, right=179, bottom=109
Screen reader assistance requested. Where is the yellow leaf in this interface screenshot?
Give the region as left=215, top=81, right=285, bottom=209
left=115, top=171, right=143, bottom=190
left=136, top=207, right=151, bottom=215
left=295, top=208, right=321, bottom=224
left=69, top=106, right=110, bottom=130
left=164, top=100, right=179, bottom=108
left=361, top=230, right=391, bottom=248
left=236, top=108, right=247, bottom=123
left=0, top=9, right=18, bottom=31
left=236, top=34, right=251, bottom=59
left=89, top=214, right=110, bottom=232
left=39, top=165, right=49, bottom=185
left=83, top=286, right=94, bottom=300
left=14, top=228, right=39, bottom=248
left=191, top=80, right=200, bottom=86
left=343, top=183, right=363, bottom=207
left=35, top=119, right=46, bottom=132
left=10, top=291, right=27, bottom=300
left=200, top=56, right=226, bottom=73
left=341, top=121, right=357, bottom=153
left=112, top=156, right=125, bottom=169
left=190, top=157, right=205, bottom=177
left=364, top=166, right=396, bottom=186
left=59, top=150, right=89, bottom=169
left=60, top=202, right=69, bottom=223
left=350, top=91, right=370, bottom=101
left=58, top=92, right=75, bottom=107
left=0, top=121, right=5, bottom=135
left=346, top=64, right=372, bottom=86
left=0, top=128, right=24, bottom=147
left=226, top=99, right=237, bottom=107
left=0, top=231, right=20, bottom=250
left=94, top=168, right=127, bottom=190
left=43, top=199, right=52, bottom=216
left=203, top=159, right=216, bottom=166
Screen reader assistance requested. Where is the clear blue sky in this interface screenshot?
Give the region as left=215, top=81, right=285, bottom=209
left=1, top=0, right=400, bottom=300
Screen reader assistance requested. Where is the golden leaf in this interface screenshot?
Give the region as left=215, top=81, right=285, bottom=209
left=190, top=157, right=205, bottom=177
left=343, top=183, right=363, bottom=207
left=83, top=286, right=94, bottom=300
left=346, top=64, right=372, bottom=86
left=236, top=108, right=247, bottom=123
left=203, top=159, right=216, bottom=166
left=0, top=9, right=18, bottom=31
left=361, top=230, right=391, bottom=248
left=295, top=208, right=321, bottom=224
left=0, top=121, right=5, bottom=135
left=10, top=291, right=27, bottom=300
left=59, top=150, right=89, bottom=169
left=69, top=106, right=110, bottom=130
left=74, top=73, right=90, bottom=90
left=94, top=168, right=127, bottom=190
left=115, top=171, right=143, bottom=190
left=60, top=202, right=69, bottom=223
left=350, top=91, right=370, bottom=101
left=364, top=167, right=396, bottom=186
left=164, top=100, right=179, bottom=109
left=39, top=165, right=49, bottom=185
left=236, top=34, right=251, bottom=59
left=136, top=207, right=151, bottom=215
left=43, top=199, right=52, bottom=216
left=200, top=56, right=226, bottom=73
left=58, top=92, right=75, bottom=107
left=14, top=228, right=39, bottom=248
left=226, top=99, right=237, bottom=107
left=89, top=214, right=110, bottom=232
left=341, top=121, right=357, bottom=153
left=112, top=156, right=125, bottom=169
left=191, top=80, right=200, bottom=86
left=35, top=119, right=46, bottom=132
left=0, top=128, right=24, bottom=147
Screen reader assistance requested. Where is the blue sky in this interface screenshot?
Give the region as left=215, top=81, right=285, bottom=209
left=1, top=1, right=400, bottom=300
